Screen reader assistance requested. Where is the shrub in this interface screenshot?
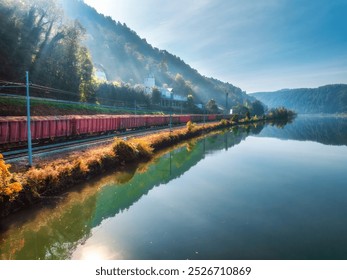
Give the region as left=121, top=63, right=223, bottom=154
left=252, top=115, right=259, bottom=121
left=113, top=139, right=138, bottom=163
left=219, top=119, right=228, bottom=126
left=0, top=154, right=22, bottom=200
left=129, top=139, right=153, bottom=159
left=186, top=121, right=197, bottom=133
left=230, top=114, right=239, bottom=123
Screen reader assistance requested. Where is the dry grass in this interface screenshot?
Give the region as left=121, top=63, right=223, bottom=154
left=0, top=154, right=22, bottom=201
left=0, top=118, right=254, bottom=215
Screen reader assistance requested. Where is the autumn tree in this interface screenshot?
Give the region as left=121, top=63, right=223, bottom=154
left=0, top=154, right=22, bottom=201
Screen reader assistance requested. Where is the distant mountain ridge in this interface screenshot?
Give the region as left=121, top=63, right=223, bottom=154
left=251, top=84, right=347, bottom=114
left=60, top=0, right=252, bottom=108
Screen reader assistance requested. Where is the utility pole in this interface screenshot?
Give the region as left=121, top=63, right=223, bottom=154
left=203, top=106, right=206, bottom=124
left=225, top=91, right=229, bottom=118
left=26, top=71, right=33, bottom=167
left=169, top=89, right=173, bottom=131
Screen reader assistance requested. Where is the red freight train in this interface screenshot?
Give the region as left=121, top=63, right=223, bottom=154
left=0, top=114, right=224, bottom=148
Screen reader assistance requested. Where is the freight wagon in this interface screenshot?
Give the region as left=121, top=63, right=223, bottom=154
left=0, top=114, right=229, bottom=149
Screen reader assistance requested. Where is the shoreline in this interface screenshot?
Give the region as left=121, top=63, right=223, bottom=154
left=0, top=116, right=293, bottom=217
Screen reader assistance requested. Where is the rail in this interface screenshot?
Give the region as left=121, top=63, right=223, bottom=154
left=2, top=123, right=189, bottom=163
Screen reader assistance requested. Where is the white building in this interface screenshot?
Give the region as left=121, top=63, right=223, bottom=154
left=160, top=87, right=187, bottom=108
left=144, top=75, right=187, bottom=108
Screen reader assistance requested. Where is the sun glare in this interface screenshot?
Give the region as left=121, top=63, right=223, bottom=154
left=72, top=243, right=122, bottom=260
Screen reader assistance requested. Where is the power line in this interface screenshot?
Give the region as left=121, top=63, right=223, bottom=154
left=0, top=78, right=154, bottom=109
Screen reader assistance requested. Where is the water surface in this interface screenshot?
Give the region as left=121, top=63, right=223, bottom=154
left=1, top=116, right=347, bottom=260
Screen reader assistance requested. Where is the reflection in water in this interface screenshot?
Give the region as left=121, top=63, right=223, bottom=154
left=259, top=115, right=347, bottom=146
left=2, top=116, right=346, bottom=260
left=0, top=124, right=263, bottom=260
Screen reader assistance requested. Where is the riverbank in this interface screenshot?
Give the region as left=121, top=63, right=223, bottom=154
left=0, top=113, right=294, bottom=217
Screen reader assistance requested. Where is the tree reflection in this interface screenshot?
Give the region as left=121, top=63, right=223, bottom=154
left=1, top=121, right=297, bottom=260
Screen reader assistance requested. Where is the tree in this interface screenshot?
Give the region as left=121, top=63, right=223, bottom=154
left=232, top=104, right=250, bottom=116
left=33, top=20, right=93, bottom=101
left=0, top=4, right=20, bottom=79
left=172, top=73, right=195, bottom=97
left=249, top=100, right=265, bottom=116
left=78, top=46, right=96, bottom=102
left=206, top=99, right=219, bottom=113
left=151, top=87, right=161, bottom=105
left=187, top=94, right=194, bottom=108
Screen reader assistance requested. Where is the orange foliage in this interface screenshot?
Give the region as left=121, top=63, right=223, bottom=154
left=0, top=154, right=23, bottom=200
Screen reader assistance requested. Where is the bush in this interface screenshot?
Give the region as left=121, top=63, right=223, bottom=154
left=219, top=119, right=229, bottom=126
left=251, top=115, right=259, bottom=121
left=130, top=139, right=153, bottom=159
left=0, top=154, right=22, bottom=200
left=230, top=114, right=239, bottom=123
left=186, top=121, right=197, bottom=133
left=113, top=139, right=138, bottom=163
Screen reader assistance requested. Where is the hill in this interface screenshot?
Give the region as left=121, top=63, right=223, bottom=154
left=251, top=84, right=347, bottom=114
left=0, top=0, right=259, bottom=113
left=60, top=0, right=252, bottom=108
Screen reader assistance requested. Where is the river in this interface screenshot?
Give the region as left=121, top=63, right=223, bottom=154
left=1, top=115, right=347, bottom=260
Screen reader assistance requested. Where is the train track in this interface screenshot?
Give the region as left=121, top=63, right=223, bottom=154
left=2, top=124, right=186, bottom=163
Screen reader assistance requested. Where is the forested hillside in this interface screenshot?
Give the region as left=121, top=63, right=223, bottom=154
left=259, top=115, right=347, bottom=146
left=252, top=84, right=347, bottom=114
left=0, top=0, right=95, bottom=101
left=0, top=0, right=259, bottom=112
left=60, top=0, right=252, bottom=108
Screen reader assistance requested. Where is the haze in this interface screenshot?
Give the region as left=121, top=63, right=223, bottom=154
left=84, top=0, right=347, bottom=93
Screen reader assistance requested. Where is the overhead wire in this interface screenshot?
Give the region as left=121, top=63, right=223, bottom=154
left=0, top=80, right=150, bottom=109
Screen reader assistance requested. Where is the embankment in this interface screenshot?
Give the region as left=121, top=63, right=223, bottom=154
left=0, top=115, right=293, bottom=217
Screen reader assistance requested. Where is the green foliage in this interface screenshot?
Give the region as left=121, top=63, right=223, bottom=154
left=0, top=0, right=95, bottom=102
left=0, top=0, right=261, bottom=112
left=60, top=0, right=255, bottom=109
left=95, top=82, right=150, bottom=107
left=78, top=47, right=96, bottom=102
left=232, top=104, right=250, bottom=117
left=206, top=99, right=219, bottom=113
left=230, top=114, right=239, bottom=123
left=151, top=87, right=161, bottom=105
left=171, top=73, right=195, bottom=98
left=252, top=85, right=347, bottom=114
left=266, top=107, right=296, bottom=119
left=247, top=100, right=265, bottom=116
left=187, top=94, right=194, bottom=107
left=0, top=96, right=161, bottom=116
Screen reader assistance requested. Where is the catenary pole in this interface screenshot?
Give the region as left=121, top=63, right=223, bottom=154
left=26, top=71, right=33, bottom=167
left=225, top=91, right=229, bottom=117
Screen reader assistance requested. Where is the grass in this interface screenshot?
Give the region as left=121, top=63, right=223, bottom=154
left=0, top=96, right=163, bottom=116
left=0, top=120, right=230, bottom=208
left=0, top=112, right=293, bottom=216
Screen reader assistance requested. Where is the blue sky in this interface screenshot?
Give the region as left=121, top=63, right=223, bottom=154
left=84, top=0, right=347, bottom=92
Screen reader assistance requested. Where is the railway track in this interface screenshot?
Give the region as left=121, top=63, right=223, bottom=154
left=2, top=124, right=186, bottom=163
